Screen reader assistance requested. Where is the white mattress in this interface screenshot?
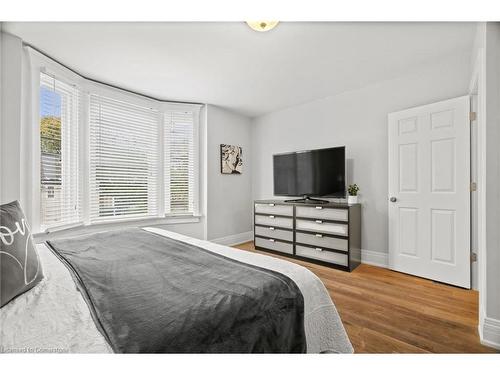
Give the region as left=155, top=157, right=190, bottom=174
left=0, top=227, right=353, bottom=353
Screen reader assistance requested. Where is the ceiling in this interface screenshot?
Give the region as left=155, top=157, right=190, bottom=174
left=3, top=22, right=477, bottom=117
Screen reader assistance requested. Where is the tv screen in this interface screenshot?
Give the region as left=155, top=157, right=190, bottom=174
left=273, top=146, right=345, bottom=198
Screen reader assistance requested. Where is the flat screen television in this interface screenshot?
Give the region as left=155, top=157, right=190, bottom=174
left=273, top=146, right=345, bottom=199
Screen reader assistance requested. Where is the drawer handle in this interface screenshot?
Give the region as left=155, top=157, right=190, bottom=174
left=269, top=203, right=275, bottom=207
left=269, top=227, right=275, bottom=231
left=268, top=238, right=275, bottom=242
left=315, top=206, right=323, bottom=210
left=315, top=220, right=323, bottom=224
left=315, top=247, right=323, bottom=252
left=269, top=215, right=275, bottom=219
left=315, top=233, right=323, bottom=238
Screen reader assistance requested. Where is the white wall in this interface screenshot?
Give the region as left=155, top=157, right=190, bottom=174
left=206, top=105, right=253, bottom=242
left=251, top=55, right=471, bottom=256
left=481, top=22, right=500, bottom=348
left=485, top=22, right=500, bottom=321
left=1, top=32, right=23, bottom=205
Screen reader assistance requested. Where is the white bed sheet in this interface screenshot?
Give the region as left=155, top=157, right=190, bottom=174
left=0, top=227, right=352, bottom=353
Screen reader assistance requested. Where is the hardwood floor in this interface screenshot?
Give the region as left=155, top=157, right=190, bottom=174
left=234, top=241, right=497, bottom=353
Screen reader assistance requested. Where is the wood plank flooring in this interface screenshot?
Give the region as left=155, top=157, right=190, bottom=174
left=234, top=241, right=497, bottom=353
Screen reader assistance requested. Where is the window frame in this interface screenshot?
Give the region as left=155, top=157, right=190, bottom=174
left=88, top=92, right=161, bottom=224
left=28, top=50, right=86, bottom=233
left=161, top=102, right=201, bottom=218
left=38, top=72, right=82, bottom=231
left=28, top=48, right=203, bottom=234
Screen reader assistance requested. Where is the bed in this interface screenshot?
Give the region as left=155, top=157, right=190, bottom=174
left=0, top=227, right=352, bottom=353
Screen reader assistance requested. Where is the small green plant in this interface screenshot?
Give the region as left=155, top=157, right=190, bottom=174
left=347, top=184, right=360, bottom=196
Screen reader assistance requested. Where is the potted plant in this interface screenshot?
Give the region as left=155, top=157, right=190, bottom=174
left=347, top=184, right=360, bottom=204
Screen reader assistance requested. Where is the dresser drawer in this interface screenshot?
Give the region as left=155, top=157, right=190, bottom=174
left=255, top=203, right=293, bottom=216
left=296, top=219, right=348, bottom=236
left=255, top=226, right=293, bottom=242
left=296, top=206, right=348, bottom=222
left=295, top=232, right=348, bottom=251
left=296, top=245, right=348, bottom=266
left=255, top=215, right=293, bottom=229
left=255, top=237, right=293, bottom=255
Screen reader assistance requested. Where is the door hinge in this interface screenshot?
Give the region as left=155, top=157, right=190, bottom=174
left=471, top=252, right=477, bottom=262
left=470, top=182, right=477, bottom=192
left=470, top=112, right=477, bottom=122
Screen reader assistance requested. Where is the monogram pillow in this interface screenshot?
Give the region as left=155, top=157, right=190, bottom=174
left=0, top=200, right=44, bottom=307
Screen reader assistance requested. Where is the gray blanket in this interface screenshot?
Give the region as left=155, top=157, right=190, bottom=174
left=46, top=228, right=306, bottom=353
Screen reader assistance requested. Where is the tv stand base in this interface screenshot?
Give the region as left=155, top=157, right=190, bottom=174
left=284, top=196, right=329, bottom=204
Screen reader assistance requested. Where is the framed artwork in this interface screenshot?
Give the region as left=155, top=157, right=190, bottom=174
left=220, top=144, right=243, bottom=174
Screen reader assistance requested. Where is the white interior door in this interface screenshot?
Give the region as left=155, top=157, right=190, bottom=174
left=388, top=96, right=470, bottom=288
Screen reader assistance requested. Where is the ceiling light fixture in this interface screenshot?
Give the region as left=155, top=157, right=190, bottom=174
left=246, top=21, right=279, bottom=32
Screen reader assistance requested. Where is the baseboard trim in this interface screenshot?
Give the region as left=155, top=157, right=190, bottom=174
left=210, top=231, right=254, bottom=246
left=480, top=317, right=500, bottom=350
left=361, top=249, right=389, bottom=268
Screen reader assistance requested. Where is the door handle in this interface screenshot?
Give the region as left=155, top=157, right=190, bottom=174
left=390, top=197, right=397, bottom=202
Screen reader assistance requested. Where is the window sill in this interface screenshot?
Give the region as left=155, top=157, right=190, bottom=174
left=33, top=215, right=202, bottom=243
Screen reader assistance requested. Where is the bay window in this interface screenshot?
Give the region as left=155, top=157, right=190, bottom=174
left=37, top=67, right=201, bottom=233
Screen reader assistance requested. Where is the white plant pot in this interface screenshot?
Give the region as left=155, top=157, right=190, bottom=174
left=347, top=195, right=358, bottom=204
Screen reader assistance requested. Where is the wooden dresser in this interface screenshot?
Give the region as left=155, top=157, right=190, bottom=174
left=253, top=200, right=361, bottom=271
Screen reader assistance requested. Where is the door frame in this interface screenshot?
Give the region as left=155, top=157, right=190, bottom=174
left=470, top=93, right=478, bottom=290
left=469, top=47, right=487, bottom=338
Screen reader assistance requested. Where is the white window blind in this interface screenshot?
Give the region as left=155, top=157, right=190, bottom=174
left=39, top=72, right=81, bottom=229
left=164, top=110, right=196, bottom=215
left=89, top=95, right=159, bottom=222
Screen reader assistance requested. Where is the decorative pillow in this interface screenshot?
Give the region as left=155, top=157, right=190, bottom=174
left=0, top=200, right=44, bottom=307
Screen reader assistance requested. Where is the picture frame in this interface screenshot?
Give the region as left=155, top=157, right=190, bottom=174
left=220, top=144, right=243, bottom=174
